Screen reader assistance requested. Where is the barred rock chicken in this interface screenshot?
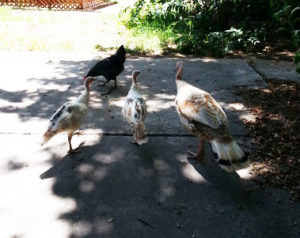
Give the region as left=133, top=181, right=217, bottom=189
left=84, top=45, right=126, bottom=95
left=41, top=77, right=94, bottom=153
left=174, top=61, right=249, bottom=172
left=122, top=70, right=148, bottom=145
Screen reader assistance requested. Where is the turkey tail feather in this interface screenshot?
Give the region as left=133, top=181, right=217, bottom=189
left=133, top=122, right=148, bottom=145
left=41, top=130, right=55, bottom=146
left=211, top=139, right=250, bottom=172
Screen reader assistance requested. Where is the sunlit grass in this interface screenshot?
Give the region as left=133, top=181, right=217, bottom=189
left=0, top=6, right=122, bottom=52
left=117, top=9, right=177, bottom=55
left=94, top=25, right=176, bottom=55
left=0, top=5, right=175, bottom=55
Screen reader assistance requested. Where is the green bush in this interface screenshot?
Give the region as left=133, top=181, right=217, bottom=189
left=122, top=0, right=299, bottom=56
left=295, top=51, right=300, bottom=74
left=273, top=5, right=300, bottom=74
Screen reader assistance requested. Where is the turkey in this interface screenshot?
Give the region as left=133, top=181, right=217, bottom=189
left=84, top=45, right=126, bottom=95
left=41, top=77, right=94, bottom=153
left=122, top=70, right=148, bottom=145
left=174, top=61, right=249, bottom=172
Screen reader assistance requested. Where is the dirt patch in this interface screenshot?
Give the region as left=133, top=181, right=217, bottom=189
left=235, top=82, right=300, bottom=201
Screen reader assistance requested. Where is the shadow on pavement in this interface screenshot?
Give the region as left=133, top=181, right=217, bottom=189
left=1, top=56, right=299, bottom=237
left=39, top=137, right=297, bottom=238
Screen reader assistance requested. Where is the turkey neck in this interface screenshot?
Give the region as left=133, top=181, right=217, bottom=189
left=131, top=75, right=138, bottom=89
left=79, top=77, right=93, bottom=104
left=176, top=66, right=183, bottom=81
left=85, top=77, right=94, bottom=92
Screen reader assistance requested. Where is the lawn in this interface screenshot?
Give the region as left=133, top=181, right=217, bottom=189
left=0, top=5, right=165, bottom=54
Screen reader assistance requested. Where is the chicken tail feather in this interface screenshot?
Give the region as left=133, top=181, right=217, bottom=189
left=211, top=139, right=250, bottom=172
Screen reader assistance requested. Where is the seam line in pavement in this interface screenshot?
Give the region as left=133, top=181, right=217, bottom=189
left=0, top=132, right=249, bottom=137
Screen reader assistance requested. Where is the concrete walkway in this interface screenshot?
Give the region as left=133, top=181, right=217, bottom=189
left=0, top=51, right=299, bottom=238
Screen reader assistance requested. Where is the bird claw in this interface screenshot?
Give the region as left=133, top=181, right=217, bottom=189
left=100, top=86, right=116, bottom=96
left=73, top=131, right=84, bottom=136
left=187, top=151, right=204, bottom=163
left=97, top=81, right=109, bottom=87
left=68, top=141, right=85, bottom=154
left=68, top=149, right=80, bottom=154
left=129, top=140, right=140, bottom=146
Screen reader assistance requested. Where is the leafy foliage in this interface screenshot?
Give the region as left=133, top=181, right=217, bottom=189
left=273, top=4, right=300, bottom=73
left=123, top=0, right=300, bottom=57
left=295, top=51, right=300, bottom=74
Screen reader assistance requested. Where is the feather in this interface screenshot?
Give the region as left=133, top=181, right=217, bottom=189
left=85, top=45, right=126, bottom=80
left=211, top=140, right=250, bottom=172
left=175, top=61, right=249, bottom=172
left=176, top=82, right=228, bottom=130
left=122, top=70, right=148, bottom=145
left=41, top=77, right=94, bottom=152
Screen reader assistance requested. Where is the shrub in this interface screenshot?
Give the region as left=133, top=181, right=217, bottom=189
left=122, top=0, right=299, bottom=56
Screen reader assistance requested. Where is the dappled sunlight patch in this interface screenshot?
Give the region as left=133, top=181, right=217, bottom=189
left=158, top=180, right=176, bottom=200
left=138, top=167, right=154, bottom=177
left=181, top=162, right=207, bottom=183
left=72, top=221, right=93, bottom=237
left=239, top=112, right=257, bottom=123
left=93, top=167, right=108, bottom=181
left=226, top=102, right=247, bottom=111
left=153, top=158, right=177, bottom=202
left=218, top=101, right=248, bottom=112
left=94, top=219, right=113, bottom=235
left=218, top=100, right=259, bottom=123
left=95, top=149, right=125, bottom=164
left=191, top=58, right=218, bottom=63
left=79, top=180, right=95, bottom=193
left=0, top=112, right=47, bottom=132
left=90, top=91, right=103, bottom=104
left=154, top=93, right=176, bottom=100
left=0, top=157, right=76, bottom=237
left=76, top=163, right=94, bottom=175
left=235, top=82, right=300, bottom=200
left=38, top=82, right=75, bottom=92
left=108, top=97, right=126, bottom=109
left=147, top=98, right=174, bottom=112
left=0, top=96, right=34, bottom=108
left=236, top=167, right=254, bottom=180
left=39, top=133, right=101, bottom=157
left=153, top=159, right=170, bottom=171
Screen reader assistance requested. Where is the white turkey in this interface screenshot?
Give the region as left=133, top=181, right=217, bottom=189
left=175, top=61, right=249, bottom=172
left=41, top=77, right=94, bottom=153
left=122, top=70, right=148, bottom=145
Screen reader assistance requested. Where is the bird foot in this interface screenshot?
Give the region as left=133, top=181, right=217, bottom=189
left=73, top=131, right=84, bottom=136
left=97, top=81, right=109, bottom=87
left=100, top=86, right=117, bottom=96
left=68, top=141, right=85, bottom=154
left=187, top=151, right=204, bottom=163
left=129, top=140, right=140, bottom=146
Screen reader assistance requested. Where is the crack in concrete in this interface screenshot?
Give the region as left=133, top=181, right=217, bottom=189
left=246, top=58, right=269, bottom=83
left=0, top=132, right=249, bottom=137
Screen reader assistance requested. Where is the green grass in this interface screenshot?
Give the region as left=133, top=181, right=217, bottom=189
left=0, top=6, right=115, bottom=52
left=0, top=6, right=169, bottom=55
left=115, top=11, right=177, bottom=55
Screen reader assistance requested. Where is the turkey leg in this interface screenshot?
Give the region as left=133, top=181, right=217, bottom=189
left=187, top=137, right=205, bottom=162
left=101, top=77, right=117, bottom=95
left=67, top=132, right=85, bottom=154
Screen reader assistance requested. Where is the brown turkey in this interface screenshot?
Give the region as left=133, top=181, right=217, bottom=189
left=174, top=61, right=250, bottom=172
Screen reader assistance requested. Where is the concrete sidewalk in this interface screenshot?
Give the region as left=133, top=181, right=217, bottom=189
left=0, top=52, right=299, bottom=238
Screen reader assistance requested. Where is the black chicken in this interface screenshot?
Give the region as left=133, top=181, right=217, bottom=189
left=84, top=45, right=126, bottom=95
